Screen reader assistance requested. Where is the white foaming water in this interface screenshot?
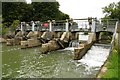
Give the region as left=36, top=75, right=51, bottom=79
left=78, top=45, right=110, bottom=68
left=63, top=47, right=75, bottom=51
left=57, top=47, right=75, bottom=51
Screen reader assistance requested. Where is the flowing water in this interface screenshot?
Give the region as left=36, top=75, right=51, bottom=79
left=69, top=40, right=79, bottom=47
left=2, top=43, right=111, bottom=78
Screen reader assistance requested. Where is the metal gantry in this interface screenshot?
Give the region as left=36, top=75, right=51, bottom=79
left=16, top=18, right=118, bottom=33
left=95, top=19, right=118, bottom=33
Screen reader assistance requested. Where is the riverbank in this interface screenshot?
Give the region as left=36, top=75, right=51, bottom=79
left=97, top=44, right=119, bottom=79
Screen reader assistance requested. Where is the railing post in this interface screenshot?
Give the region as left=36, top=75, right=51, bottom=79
left=32, top=21, right=35, bottom=31
left=111, top=21, right=119, bottom=50
left=117, top=22, right=120, bottom=50
left=21, top=22, right=25, bottom=31
left=21, top=22, right=23, bottom=31
left=52, top=20, right=55, bottom=31
left=91, top=18, right=96, bottom=32
left=48, top=20, right=52, bottom=31
left=66, top=19, right=69, bottom=31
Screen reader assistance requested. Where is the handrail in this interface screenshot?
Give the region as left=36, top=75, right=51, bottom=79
left=110, top=21, right=119, bottom=53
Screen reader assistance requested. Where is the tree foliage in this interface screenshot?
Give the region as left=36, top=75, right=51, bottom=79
left=2, top=2, right=70, bottom=26
left=10, top=20, right=20, bottom=31
left=102, top=1, right=120, bottom=20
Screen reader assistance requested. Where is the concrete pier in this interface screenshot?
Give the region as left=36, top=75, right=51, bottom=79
left=40, top=31, right=72, bottom=54
left=6, top=31, right=28, bottom=46
left=21, top=31, right=43, bottom=48
left=0, top=37, right=6, bottom=43
left=74, top=33, right=96, bottom=60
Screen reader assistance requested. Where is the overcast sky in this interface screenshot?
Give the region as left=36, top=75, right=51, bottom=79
left=26, top=0, right=119, bottom=19
left=56, top=0, right=119, bottom=19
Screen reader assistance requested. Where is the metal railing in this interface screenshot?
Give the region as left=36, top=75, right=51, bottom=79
left=16, top=19, right=118, bottom=33
left=110, top=21, right=119, bottom=53
left=52, top=23, right=66, bottom=31
left=69, top=20, right=92, bottom=32
left=96, top=19, right=118, bottom=32
left=39, top=25, right=49, bottom=31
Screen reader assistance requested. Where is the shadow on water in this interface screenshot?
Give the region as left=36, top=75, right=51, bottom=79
left=2, top=43, right=111, bottom=78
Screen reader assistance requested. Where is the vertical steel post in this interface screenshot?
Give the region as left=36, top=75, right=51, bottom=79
left=32, top=21, right=35, bottom=31
left=66, top=19, right=69, bottom=31
left=48, top=20, right=52, bottom=31
left=92, top=19, right=96, bottom=32
left=21, top=22, right=23, bottom=31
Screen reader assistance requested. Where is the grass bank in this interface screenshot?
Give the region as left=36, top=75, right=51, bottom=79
left=101, top=45, right=119, bottom=79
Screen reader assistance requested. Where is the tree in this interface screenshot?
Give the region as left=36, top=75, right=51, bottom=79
left=2, top=2, right=33, bottom=23
left=10, top=20, right=20, bottom=31
left=2, top=1, right=70, bottom=27
left=102, top=1, right=120, bottom=20
left=31, top=2, right=69, bottom=21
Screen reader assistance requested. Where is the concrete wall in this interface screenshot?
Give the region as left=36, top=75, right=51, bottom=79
left=87, top=32, right=96, bottom=43
left=41, top=31, right=55, bottom=40
left=41, top=31, right=72, bottom=54
left=60, top=31, right=72, bottom=41
left=74, top=32, right=96, bottom=60
left=74, top=42, right=93, bottom=60
left=117, top=23, right=120, bottom=50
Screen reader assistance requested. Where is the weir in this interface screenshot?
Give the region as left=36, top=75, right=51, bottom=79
left=4, top=18, right=118, bottom=55
left=2, top=18, right=119, bottom=78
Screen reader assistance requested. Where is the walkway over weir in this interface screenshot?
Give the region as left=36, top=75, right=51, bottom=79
left=18, top=18, right=118, bottom=33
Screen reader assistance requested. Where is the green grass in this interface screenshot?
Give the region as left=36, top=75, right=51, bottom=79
left=101, top=45, right=119, bottom=79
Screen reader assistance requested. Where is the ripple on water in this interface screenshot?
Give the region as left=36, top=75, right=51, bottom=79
left=2, top=44, right=110, bottom=78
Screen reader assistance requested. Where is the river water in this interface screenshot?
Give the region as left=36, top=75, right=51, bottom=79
left=2, top=43, right=110, bottom=78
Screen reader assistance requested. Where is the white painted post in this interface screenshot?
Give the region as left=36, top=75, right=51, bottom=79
left=49, top=20, right=52, bottom=31
left=21, top=22, right=23, bottom=31
left=66, top=19, right=69, bottom=31
left=92, top=19, right=96, bottom=32
left=32, top=21, right=35, bottom=31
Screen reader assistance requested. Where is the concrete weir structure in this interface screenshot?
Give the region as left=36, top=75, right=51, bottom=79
left=0, top=37, right=6, bottom=43
left=6, top=22, right=28, bottom=46
left=20, top=31, right=43, bottom=48
left=6, top=31, right=28, bottom=46
left=74, top=32, right=96, bottom=60
left=4, top=18, right=118, bottom=61
left=20, top=31, right=62, bottom=49
left=73, top=18, right=118, bottom=60
left=20, top=21, right=64, bottom=49
left=40, top=31, right=72, bottom=54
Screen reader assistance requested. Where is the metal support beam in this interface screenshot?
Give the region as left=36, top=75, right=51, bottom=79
left=21, top=22, right=23, bottom=31
left=91, top=20, right=96, bottom=32
left=49, top=20, right=52, bottom=31
left=32, top=21, right=35, bottom=31
left=66, top=19, right=69, bottom=31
